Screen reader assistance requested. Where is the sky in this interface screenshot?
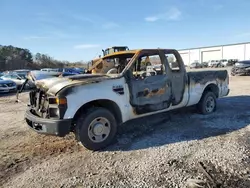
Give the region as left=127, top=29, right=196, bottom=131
left=0, top=0, right=250, bottom=62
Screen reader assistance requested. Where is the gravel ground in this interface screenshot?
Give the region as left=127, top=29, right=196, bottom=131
left=0, top=72, right=250, bottom=188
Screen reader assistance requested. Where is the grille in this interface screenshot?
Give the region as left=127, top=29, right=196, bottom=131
left=30, top=90, right=49, bottom=118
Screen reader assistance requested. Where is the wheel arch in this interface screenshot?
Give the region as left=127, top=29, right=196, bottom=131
left=72, top=99, right=123, bottom=130
left=202, top=83, right=219, bottom=99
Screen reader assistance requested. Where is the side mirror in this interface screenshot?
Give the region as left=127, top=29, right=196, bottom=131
left=17, top=77, right=21, bottom=80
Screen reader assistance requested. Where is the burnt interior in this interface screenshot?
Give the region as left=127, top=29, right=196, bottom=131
left=94, top=53, right=135, bottom=74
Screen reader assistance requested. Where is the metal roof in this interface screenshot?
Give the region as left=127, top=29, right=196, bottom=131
left=178, top=41, right=250, bottom=51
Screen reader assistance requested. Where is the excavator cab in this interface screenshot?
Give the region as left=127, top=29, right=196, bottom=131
left=102, top=46, right=129, bottom=56
left=88, top=46, right=130, bottom=74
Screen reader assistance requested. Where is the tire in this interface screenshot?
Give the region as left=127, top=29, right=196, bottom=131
left=197, top=91, right=217, bottom=114
left=75, top=107, right=117, bottom=151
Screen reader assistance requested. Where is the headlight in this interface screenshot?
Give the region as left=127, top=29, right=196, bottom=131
left=48, top=97, right=67, bottom=118
left=48, top=97, right=67, bottom=105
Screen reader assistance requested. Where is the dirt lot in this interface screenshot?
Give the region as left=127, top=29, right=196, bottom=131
left=0, top=71, right=250, bottom=188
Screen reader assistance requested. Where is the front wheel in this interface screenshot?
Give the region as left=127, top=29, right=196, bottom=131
left=197, top=91, right=217, bottom=114
left=75, top=107, right=117, bottom=151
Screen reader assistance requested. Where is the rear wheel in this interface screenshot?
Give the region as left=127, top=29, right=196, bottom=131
left=75, top=107, right=117, bottom=151
left=197, top=91, right=217, bottom=114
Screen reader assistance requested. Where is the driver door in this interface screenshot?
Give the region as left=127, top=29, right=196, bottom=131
left=125, top=50, right=172, bottom=115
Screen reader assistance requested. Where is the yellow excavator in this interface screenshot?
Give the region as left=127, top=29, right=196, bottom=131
left=88, top=46, right=129, bottom=74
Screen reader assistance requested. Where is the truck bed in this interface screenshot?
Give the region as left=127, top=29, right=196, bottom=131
left=187, top=70, right=228, bottom=85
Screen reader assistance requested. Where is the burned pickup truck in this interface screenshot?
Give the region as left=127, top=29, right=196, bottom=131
left=24, top=49, right=230, bottom=151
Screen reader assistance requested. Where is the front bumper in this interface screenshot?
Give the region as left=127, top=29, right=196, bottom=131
left=25, top=108, right=72, bottom=137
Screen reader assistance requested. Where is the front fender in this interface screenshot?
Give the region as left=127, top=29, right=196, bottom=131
left=61, top=79, right=129, bottom=122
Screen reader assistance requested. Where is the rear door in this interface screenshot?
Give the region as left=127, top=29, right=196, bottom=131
left=125, top=50, right=172, bottom=115
left=164, top=50, right=187, bottom=106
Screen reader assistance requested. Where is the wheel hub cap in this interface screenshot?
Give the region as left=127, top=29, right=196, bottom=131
left=206, top=96, right=215, bottom=112
left=88, top=117, right=111, bottom=143
left=93, top=123, right=104, bottom=135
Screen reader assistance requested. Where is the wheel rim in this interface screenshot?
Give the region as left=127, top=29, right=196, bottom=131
left=205, top=96, right=215, bottom=113
left=88, top=117, right=111, bottom=143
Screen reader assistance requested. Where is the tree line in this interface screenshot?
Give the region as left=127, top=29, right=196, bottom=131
left=0, top=45, right=87, bottom=71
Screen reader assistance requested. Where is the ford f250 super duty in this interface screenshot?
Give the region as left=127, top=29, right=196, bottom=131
left=24, top=49, right=230, bottom=151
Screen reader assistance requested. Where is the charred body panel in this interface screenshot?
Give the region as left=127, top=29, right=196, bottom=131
left=171, top=73, right=188, bottom=106
left=28, top=74, right=114, bottom=121
left=187, top=70, right=229, bottom=106
left=45, top=75, right=112, bottom=96
left=187, top=70, right=228, bottom=85
left=127, top=74, right=172, bottom=114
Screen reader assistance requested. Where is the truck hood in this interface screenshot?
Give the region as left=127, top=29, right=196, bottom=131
left=29, top=71, right=110, bottom=95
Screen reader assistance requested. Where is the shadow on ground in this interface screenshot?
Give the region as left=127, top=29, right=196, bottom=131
left=0, top=90, right=30, bottom=98
left=106, top=95, right=250, bottom=151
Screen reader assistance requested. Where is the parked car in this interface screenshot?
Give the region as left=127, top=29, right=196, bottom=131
left=58, top=68, right=82, bottom=75
left=219, top=59, right=228, bottom=67
left=227, top=59, right=238, bottom=66
left=215, top=62, right=225, bottom=68
left=190, top=62, right=202, bottom=69
left=201, top=62, right=208, bottom=68
left=24, top=48, right=230, bottom=151
left=13, top=69, right=32, bottom=75
left=231, top=60, right=250, bottom=76
left=1, top=73, right=34, bottom=89
left=208, top=60, right=220, bottom=67
left=73, top=68, right=85, bottom=74
left=40, top=68, right=61, bottom=72
left=0, top=78, right=17, bottom=93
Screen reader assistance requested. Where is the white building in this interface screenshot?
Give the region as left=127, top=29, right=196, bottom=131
left=178, top=42, right=250, bottom=65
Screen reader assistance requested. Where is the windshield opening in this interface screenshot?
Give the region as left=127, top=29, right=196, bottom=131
left=96, top=53, right=135, bottom=75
